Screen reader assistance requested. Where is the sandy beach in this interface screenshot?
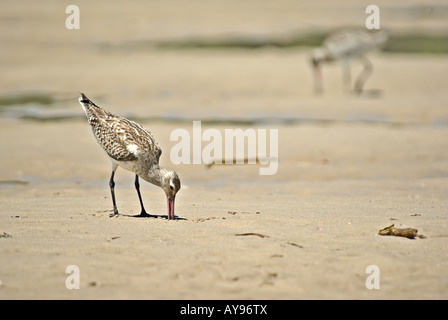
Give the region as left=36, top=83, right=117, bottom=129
left=1, top=1, right=447, bottom=300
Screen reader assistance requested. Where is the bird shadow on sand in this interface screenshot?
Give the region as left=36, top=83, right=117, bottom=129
left=94, top=209, right=187, bottom=220
left=113, top=212, right=187, bottom=221
left=353, top=89, right=383, bottom=99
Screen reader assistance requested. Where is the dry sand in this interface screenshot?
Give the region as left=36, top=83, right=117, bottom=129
left=0, top=1, right=447, bottom=299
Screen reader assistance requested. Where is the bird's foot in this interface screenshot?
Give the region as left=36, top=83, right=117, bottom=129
left=139, top=210, right=151, bottom=217
left=109, top=211, right=120, bottom=218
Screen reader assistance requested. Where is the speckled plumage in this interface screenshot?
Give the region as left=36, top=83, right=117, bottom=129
left=79, top=93, right=180, bottom=219
left=321, top=28, right=389, bottom=61
left=80, top=95, right=161, bottom=168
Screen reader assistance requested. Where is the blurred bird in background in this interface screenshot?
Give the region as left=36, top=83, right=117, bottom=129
left=310, top=28, right=389, bottom=95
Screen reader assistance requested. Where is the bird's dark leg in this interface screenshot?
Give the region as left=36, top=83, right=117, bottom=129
left=354, top=56, right=373, bottom=94
left=135, top=175, right=149, bottom=217
left=109, top=164, right=119, bottom=217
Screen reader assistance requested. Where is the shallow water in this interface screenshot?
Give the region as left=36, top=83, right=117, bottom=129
left=2, top=102, right=447, bottom=128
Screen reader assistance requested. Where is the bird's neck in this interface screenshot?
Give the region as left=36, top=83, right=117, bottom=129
left=142, top=165, right=167, bottom=188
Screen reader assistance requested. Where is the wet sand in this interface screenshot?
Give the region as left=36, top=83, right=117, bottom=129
left=1, top=1, right=448, bottom=299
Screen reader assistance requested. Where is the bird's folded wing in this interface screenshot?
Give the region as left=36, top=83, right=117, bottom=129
left=93, top=115, right=161, bottom=164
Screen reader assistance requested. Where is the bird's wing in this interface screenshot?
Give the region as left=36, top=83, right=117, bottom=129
left=86, top=112, right=138, bottom=162
left=119, top=117, right=162, bottom=165
left=80, top=94, right=161, bottom=164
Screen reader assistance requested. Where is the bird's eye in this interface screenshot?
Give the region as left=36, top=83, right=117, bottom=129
left=169, top=185, right=174, bottom=190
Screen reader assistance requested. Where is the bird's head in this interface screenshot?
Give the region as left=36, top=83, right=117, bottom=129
left=310, top=48, right=328, bottom=67
left=160, top=169, right=181, bottom=220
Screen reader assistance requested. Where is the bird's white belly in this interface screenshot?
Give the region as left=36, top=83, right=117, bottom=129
left=112, top=158, right=140, bottom=173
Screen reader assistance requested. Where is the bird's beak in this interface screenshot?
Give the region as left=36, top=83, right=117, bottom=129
left=313, top=64, right=323, bottom=95
left=167, top=196, right=175, bottom=220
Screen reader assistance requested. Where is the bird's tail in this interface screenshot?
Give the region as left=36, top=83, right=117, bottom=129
left=78, top=92, right=99, bottom=107
left=78, top=92, right=104, bottom=122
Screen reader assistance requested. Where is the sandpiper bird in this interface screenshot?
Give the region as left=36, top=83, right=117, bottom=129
left=79, top=93, right=180, bottom=219
left=310, top=28, right=389, bottom=94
